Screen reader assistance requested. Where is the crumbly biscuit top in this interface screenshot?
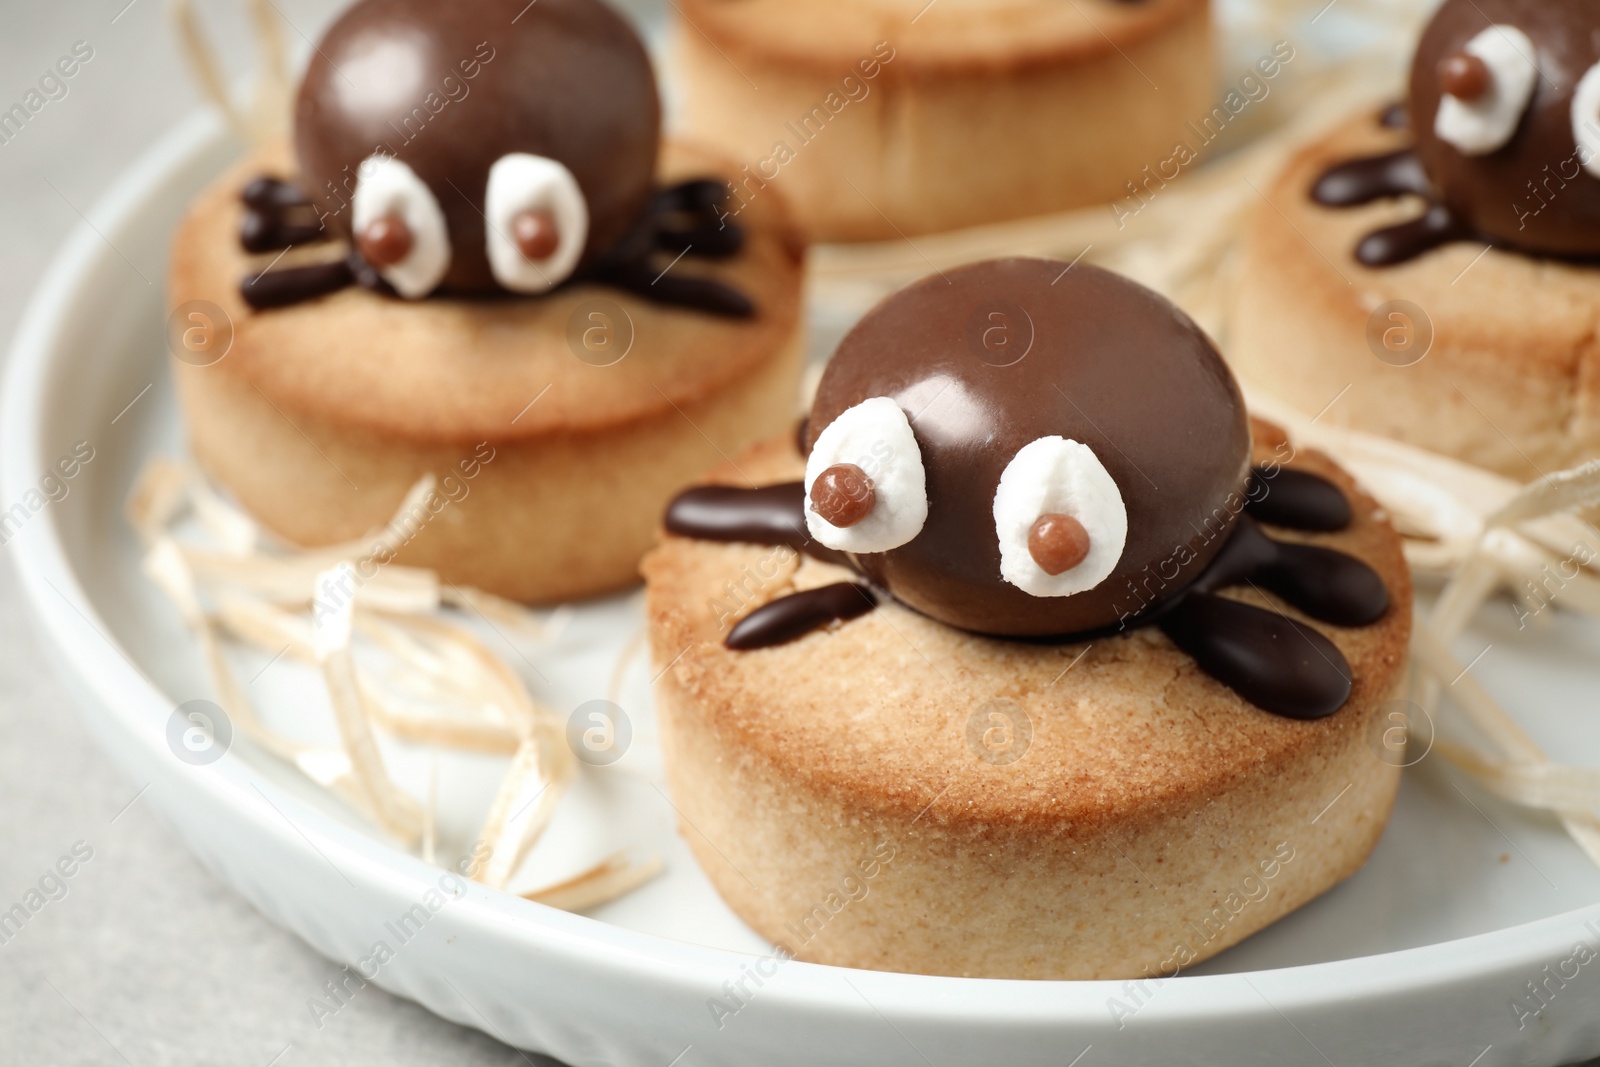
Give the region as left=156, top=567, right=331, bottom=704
left=643, top=423, right=1411, bottom=831
left=168, top=140, right=804, bottom=444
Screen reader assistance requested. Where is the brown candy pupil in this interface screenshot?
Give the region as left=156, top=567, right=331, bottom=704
left=1439, top=51, right=1491, bottom=102
left=1028, top=513, right=1091, bottom=575
left=357, top=213, right=414, bottom=267
left=810, top=463, right=876, bottom=528
left=512, top=209, right=562, bottom=260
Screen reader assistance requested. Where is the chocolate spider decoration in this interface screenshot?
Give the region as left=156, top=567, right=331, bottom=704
left=236, top=0, right=751, bottom=317
left=664, top=260, right=1392, bottom=720
left=1312, top=0, right=1600, bottom=265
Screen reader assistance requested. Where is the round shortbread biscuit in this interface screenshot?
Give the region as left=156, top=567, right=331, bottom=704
left=168, top=140, right=806, bottom=603
left=669, top=0, right=1216, bottom=241
left=643, top=421, right=1411, bottom=979
left=1232, top=108, right=1600, bottom=481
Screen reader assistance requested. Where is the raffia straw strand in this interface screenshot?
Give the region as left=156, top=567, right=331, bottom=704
left=524, top=852, right=664, bottom=913
left=167, top=0, right=290, bottom=145
left=131, top=451, right=656, bottom=907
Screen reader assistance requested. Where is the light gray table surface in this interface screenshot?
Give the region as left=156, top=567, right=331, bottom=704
left=0, top=2, right=572, bottom=1062
left=2, top=2, right=1598, bottom=1066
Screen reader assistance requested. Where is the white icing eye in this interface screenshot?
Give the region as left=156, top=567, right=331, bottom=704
left=1571, top=62, right=1600, bottom=178
left=484, top=153, right=589, bottom=294
left=804, top=396, right=928, bottom=554
left=992, top=436, right=1126, bottom=598
left=350, top=154, right=451, bottom=299
left=1433, top=25, right=1538, bottom=156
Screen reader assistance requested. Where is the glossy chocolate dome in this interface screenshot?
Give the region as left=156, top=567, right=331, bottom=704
left=805, top=258, right=1251, bottom=637
left=1409, top=0, right=1600, bottom=255
left=294, top=0, right=660, bottom=292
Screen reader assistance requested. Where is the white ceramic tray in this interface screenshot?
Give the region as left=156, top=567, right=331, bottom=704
left=8, top=113, right=1600, bottom=1067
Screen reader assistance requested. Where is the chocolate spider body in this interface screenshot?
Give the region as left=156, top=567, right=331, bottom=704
left=1314, top=0, right=1600, bottom=264
left=664, top=260, right=1392, bottom=720
left=236, top=0, right=751, bottom=316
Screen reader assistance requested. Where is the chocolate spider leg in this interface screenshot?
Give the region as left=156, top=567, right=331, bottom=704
left=601, top=259, right=755, bottom=318
left=665, top=482, right=847, bottom=566
left=726, top=583, right=878, bottom=650
left=1354, top=203, right=1478, bottom=267
left=241, top=176, right=313, bottom=211
left=656, top=179, right=730, bottom=213
left=1311, top=148, right=1431, bottom=206
left=241, top=212, right=330, bottom=252
left=1244, top=467, right=1352, bottom=531
left=666, top=483, right=809, bottom=547
left=656, top=222, right=744, bottom=259
left=1158, top=514, right=1380, bottom=714
left=1159, top=591, right=1353, bottom=720
left=239, top=176, right=332, bottom=253
left=654, top=178, right=745, bottom=259
left=1256, top=539, right=1390, bottom=627
left=1309, top=147, right=1479, bottom=266
left=1238, top=474, right=1387, bottom=624
left=1204, top=518, right=1389, bottom=628
left=240, top=257, right=354, bottom=310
